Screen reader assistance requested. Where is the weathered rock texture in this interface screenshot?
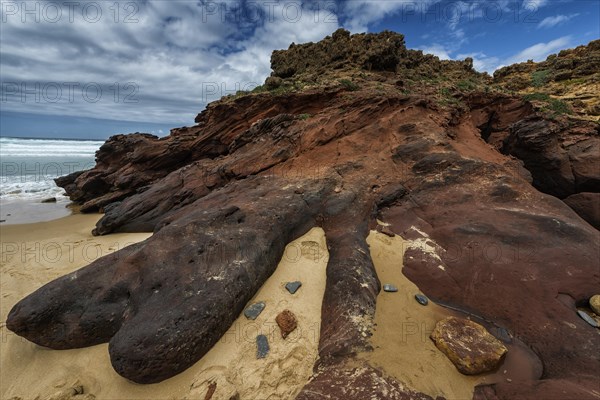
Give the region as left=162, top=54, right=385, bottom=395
left=296, top=363, right=440, bottom=400
left=7, top=29, right=600, bottom=398
left=430, top=317, right=508, bottom=375
left=564, top=193, right=600, bottom=230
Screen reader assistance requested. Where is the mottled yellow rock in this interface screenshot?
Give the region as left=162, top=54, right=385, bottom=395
left=430, top=317, right=507, bottom=375
left=590, top=295, right=600, bottom=316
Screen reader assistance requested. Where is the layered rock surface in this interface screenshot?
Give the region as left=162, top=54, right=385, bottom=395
left=7, top=29, right=600, bottom=398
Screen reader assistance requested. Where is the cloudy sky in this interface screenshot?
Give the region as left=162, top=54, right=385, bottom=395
left=1, top=0, right=598, bottom=139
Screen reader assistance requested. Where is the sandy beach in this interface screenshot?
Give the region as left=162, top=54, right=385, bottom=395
left=2, top=214, right=541, bottom=400
left=1, top=215, right=328, bottom=400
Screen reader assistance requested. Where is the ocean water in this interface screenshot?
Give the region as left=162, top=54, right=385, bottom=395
left=0, top=137, right=103, bottom=202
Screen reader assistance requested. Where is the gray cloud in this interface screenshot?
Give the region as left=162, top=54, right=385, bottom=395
left=0, top=0, right=339, bottom=125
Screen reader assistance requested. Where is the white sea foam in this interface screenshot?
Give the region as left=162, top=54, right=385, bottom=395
left=0, top=137, right=103, bottom=157
left=0, top=137, right=104, bottom=201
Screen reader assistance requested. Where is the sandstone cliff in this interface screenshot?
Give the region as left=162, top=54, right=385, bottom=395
left=8, top=29, right=600, bottom=399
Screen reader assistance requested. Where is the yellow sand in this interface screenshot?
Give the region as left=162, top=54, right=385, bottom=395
left=362, top=230, right=491, bottom=400
left=1, top=215, right=328, bottom=400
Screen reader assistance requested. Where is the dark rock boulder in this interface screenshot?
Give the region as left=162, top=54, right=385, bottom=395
left=8, top=176, right=336, bottom=383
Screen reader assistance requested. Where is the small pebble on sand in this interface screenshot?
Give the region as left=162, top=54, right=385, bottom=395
left=256, top=335, right=269, bottom=359
left=244, top=302, right=265, bottom=320
left=415, top=294, right=429, bottom=305
left=383, top=284, right=398, bottom=292
left=285, top=281, right=302, bottom=294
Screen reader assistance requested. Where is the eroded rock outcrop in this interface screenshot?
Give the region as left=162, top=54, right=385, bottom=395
left=494, top=39, right=600, bottom=120
left=7, top=29, right=600, bottom=398
left=466, top=91, right=599, bottom=224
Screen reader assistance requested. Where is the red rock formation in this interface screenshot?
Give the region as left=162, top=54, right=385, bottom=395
left=7, top=30, right=600, bottom=398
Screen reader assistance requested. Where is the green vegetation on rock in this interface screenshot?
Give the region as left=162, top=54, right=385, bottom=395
left=339, top=79, right=359, bottom=91
left=523, top=93, right=572, bottom=116
left=531, top=70, right=550, bottom=88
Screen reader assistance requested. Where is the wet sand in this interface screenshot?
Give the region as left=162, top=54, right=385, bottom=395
left=0, top=199, right=73, bottom=225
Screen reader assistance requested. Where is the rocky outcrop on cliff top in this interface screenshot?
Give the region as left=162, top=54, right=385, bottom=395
left=494, top=39, right=600, bottom=120
left=7, top=29, right=600, bottom=398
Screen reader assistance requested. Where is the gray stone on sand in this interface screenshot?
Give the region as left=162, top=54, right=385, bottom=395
left=577, top=310, right=599, bottom=328
left=383, top=284, right=398, bottom=292
left=285, top=281, right=302, bottom=294
left=415, top=293, right=429, bottom=305
left=256, top=334, right=270, bottom=358
left=244, top=301, right=265, bottom=320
